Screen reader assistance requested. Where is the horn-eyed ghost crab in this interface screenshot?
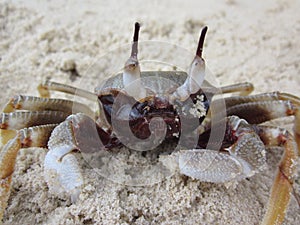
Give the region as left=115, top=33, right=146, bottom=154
left=0, top=23, right=299, bottom=225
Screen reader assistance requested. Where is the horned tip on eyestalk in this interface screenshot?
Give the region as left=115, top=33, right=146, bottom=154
left=133, top=22, right=140, bottom=42
left=123, top=22, right=140, bottom=68
left=131, top=22, right=140, bottom=59
left=196, top=26, right=208, bottom=58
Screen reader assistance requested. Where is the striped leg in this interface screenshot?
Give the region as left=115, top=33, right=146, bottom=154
left=223, top=92, right=300, bottom=124
left=2, top=95, right=94, bottom=118
left=294, top=109, right=300, bottom=155
left=38, top=79, right=97, bottom=101
left=220, top=82, right=254, bottom=96
left=1, top=80, right=96, bottom=146
left=254, top=126, right=298, bottom=225
left=215, top=92, right=300, bottom=224
left=0, top=111, right=68, bottom=146
left=0, top=124, right=56, bottom=222
left=0, top=81, right=95, bottom=222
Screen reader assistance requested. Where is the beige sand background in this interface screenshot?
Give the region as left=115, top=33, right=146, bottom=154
left=1, top=0, right=300, bottom=224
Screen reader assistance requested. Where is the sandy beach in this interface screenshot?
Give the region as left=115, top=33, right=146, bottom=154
left=1, top=0, right=300, bottom=224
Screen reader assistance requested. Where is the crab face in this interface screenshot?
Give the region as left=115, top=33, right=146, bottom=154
left=97, top=78, right=210, bottom=148
left=92, top=23, right=212, bottom=151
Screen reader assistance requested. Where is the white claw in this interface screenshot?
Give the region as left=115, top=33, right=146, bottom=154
left=44, top=146, right=83, bottom=203
left=175, top=117, right=267, bottom=183
left=177, top=149, right=254, bottom=183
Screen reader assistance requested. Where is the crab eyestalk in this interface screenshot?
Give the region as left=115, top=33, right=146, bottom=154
left=170, top=26, right=208, bottom=102
left=123, top=22, right=147, bottom=100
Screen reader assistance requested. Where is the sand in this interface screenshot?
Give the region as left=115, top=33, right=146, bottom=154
left=0, top=0, right=300, bottom=224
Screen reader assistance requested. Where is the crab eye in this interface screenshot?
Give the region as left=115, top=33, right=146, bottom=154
left=170, top=26, right=208, bottom=102
left=122, top=22, right=147, bottom=100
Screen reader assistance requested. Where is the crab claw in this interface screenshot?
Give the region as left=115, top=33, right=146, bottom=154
left=163, top=116, right=267, bottom=184
left=177, top=148, right=255, bottom=183
left=44, top=148, right=83, bottom=203
left=170, top=26, right=208, bottom=102
left=44, top=118, right=83, bottom=203
left=122, top=22, right=147, bottom=100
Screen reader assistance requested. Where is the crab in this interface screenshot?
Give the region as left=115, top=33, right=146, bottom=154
left=0, top=22, right=299, bottom=224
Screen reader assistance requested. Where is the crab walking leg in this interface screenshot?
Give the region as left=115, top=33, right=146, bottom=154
left=1, top=111, right=68, bottom=130
left=2, top=95, right=94, bottom=118
left=0, top=130, right=16, bottom=149
left=220, top=82, right=254, bottom=96
left=38, top=79, right=97, bottom=101
left=0, top=111, right=68, bottom=146
left=0, top=124, right=56, bottom=222
left=122, top=22, right=147, bottom=100
left=223, top=92, right=300, bottom=154
left=254, top=126, right=298, bottom=225
left=170, top=26, right=208, bottom=102
left=223, top=92, right=300, bottom=109
left=294, top=109, right=300, bottom=155
left=226, top=100, right=295, bottom=124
